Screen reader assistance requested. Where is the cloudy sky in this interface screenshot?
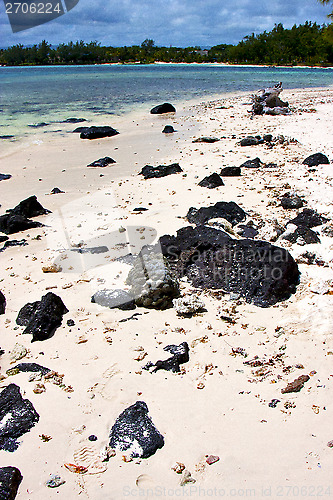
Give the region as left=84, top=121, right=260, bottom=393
left=1, top=0, right=331, bottom=48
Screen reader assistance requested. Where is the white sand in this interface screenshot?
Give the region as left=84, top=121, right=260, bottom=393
left=0, top=86, right=333, bottom=499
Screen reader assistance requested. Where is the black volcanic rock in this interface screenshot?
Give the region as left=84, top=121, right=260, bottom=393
left=282, top=225, right=321, bottom=244
left=150, top=103, right=176, bottom=114
left=50, top=187, right=65, bottom=194
left=145, top=342, right=189, bottom=373
left=91, top=289, right=135, bottom=311
left=8, top=363, right=51, bottom=376
left=16, top=292, right=68, bottom=342
left=198, top=173, right=224, bottom=189
left=162, top=125, right=175, bottom=133
left=0, top=466, right=23, bottom=499
left=159, top=226, right=300, bottom=307
left=160, top=225, right=231, bottom=258
left=240, top=136, right=263, bottom=146
left=0, top=291, right=5, bottom=315
left=87, top=157, right=116, bottom=167
left=0, top=215, right=43, bottom=235
left=240, top=157, right=262, bottom=168
left=192, top=137, right=219, bottom=143
left=280, top=195, right=303, bottom=209
left=62, top=117, right=87, bottom=123
left=139, top=163, right=182, bottom=179
left=79, top=126, right=119, bottom=140
left=288, top=208, right=328, bottom=228
left=9, top=196, right=50, bottom=218
left=0, top=174, right=12, bottom=181
left=302, top=153, right=329, bottom=167
left=109, top=401, right=164, bottom=458
left=186, top=201, right=246, bottom=226
left=0, top=384, right=39, bottom=452
left=220, top=166, right=241, bottom=176
left=0, top=196, right=50, bottom=235
left=0, top=239, right=28, bottom=252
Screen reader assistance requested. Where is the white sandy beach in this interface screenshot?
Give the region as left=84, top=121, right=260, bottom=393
left=0, top=86, right=333, bottom=499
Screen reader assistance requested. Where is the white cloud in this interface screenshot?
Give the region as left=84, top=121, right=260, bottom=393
left=0, top=0, right=331, bottom=47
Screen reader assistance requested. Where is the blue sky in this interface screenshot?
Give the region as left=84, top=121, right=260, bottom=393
left=0, top=0, right=331, bottom=48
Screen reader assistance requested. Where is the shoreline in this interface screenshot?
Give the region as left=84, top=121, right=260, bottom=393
left=2, top=62, right=333, bottom=69
left=0, top=86, right=333, bottom=499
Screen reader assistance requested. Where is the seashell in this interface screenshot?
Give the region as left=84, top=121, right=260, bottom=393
left=136, top=474, right=155, bottom=488
left=64, top=463, right=88, bottom=474
left=180, top=470, right=196, bottom=486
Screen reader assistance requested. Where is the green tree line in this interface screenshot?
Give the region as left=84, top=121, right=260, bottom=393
left=0, top=22, right=332, bottom=66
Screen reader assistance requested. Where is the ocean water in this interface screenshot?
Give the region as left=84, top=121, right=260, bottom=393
left=1, top=63, right=332, bottom=138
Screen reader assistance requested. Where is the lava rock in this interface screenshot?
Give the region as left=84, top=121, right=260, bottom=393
left=0, top=466, right=23, bottom=499
left=16, top=292, right=68, bottom=342
left=28, top=122, right=48, bottom=128
left=280, top=195, right=303, bottom=209
left=126, top=249, right=180, bottom=310
left=145, top=342, right=190, bottom=373
left=240, top=157, right=262, bottom=168
left=192, top=137, right=219, bottom=143
left=72, top=126, right=88, bottom=133
left=281, top=375, right=310, bottom=394
left=186, top=201, right=246, bottom=226
left=8, top=363, right=50, bottom=376
left=198, top=173, right=224, bottom=189
left=139, top=163, right=182, bottom=179
left=302, top=153, right=329, bottom=167
left=109, top=401, right=164, bottom=458
left=91, top=289, right=135, bottom=311
left=0, top=239, right=28, bottom=252
left=0, top=196, right=50, bottom=235
left=236, top=224, right=259, bottom=238
left=150, top=103, right=176, bottom=114
left=173, top=295, right=206, bottom=316
left=239, top=136, right=262, bottom=146
left=50, top=187, right=64, bottom=194
left=0, top=174, right=12, bottom=181
left=79, top=126, right=119, bottom=140
left=159, top=226, right=300, bottom=307
left=268, top=399, right=280, bottom=408
left=9, top=194, right=49, bottom=218
left=282, top=225, right=321, bottom=244
left=162, top=125, right=175, bottom=133
left=62, top=117, right=86, bottom=123
left=160, top=225, right=231, bottom=258
left=0, top=384, right=39, bottom=451
left=0, top=291, right=5, bottom=315
left=87, top=157, right=116, bottom=167
left=288, top=208, right=329, bottom=228
left=220, top=166, right=241, bottom=176
left=0, top=215, right=43, bottom=235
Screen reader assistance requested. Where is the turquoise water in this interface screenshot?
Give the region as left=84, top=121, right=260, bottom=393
left=1, top=64, right=332, bottom=137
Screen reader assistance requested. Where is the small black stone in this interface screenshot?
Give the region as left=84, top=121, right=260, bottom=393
left=88, top=435, right=98, bottom=441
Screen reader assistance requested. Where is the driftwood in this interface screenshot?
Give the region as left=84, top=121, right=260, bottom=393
left=250, top=82, right=290, bottom=117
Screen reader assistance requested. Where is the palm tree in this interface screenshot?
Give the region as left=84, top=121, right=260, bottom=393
left=318, top=0, right=333, bottom=18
